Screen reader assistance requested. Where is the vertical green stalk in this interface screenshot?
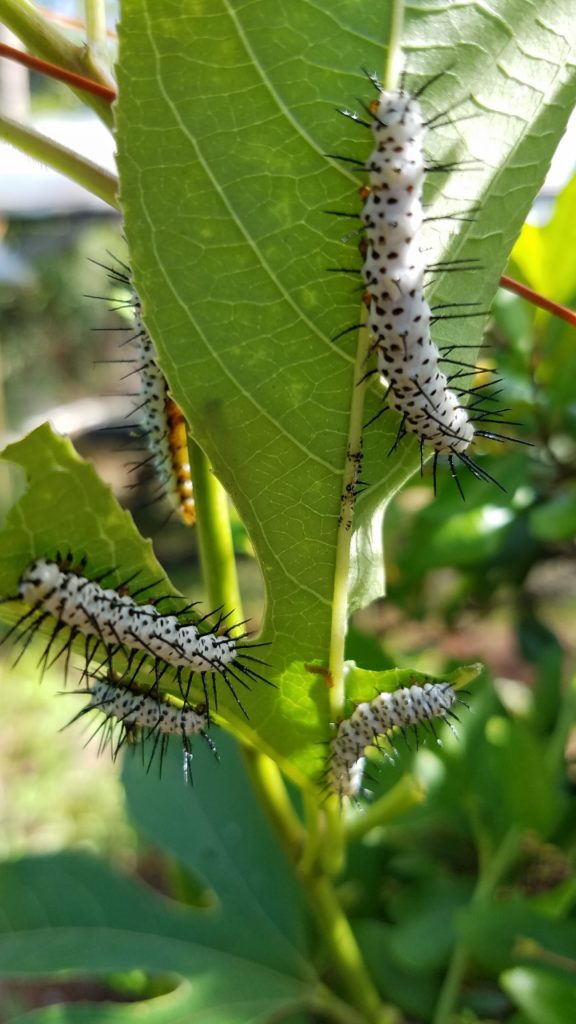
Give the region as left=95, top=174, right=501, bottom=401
left=328, top=330, right=371, bottom=720
left=189, top=440, right=241, bottom=617
left=85, top=0, right=108, bottom=54
left=383, top=0, right=406, bottom=90
left=306, top=875, right=400, bottom=1024
left=84, top=0, right=111, bottom=78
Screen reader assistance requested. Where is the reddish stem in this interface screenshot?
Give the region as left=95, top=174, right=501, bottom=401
left=0, top=42, right=116, bottom=102
left=500, top=274, right=576, bottom=326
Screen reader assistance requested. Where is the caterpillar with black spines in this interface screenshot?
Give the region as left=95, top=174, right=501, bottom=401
left=330, top=69, right=527, bottom=494
left=69, top=674, right=216, bottom=783
left=93, top=254, right=196, bottom=526
left=3, top=555, right=271, bottom=718
left=324, top=681, right=465, bottom=801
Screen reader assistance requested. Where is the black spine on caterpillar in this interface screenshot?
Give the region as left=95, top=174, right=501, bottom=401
left=363, top=88, right=476, bottom=455
left=4, top=557, right=272, bottom=718
left=324, top=682, right=465, bottom=801
left=330, top=72, right=529, bottom=493
left=92, top=254, right=196, bottom=525
left=69, top=674, right=217, bottom=783
left=130, top=288, right=196, bottom=526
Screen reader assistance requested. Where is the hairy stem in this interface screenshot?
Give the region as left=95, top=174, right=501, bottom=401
left=0, top=113, right=119, bottom=208
left=0, top=0, right=114, bottom=126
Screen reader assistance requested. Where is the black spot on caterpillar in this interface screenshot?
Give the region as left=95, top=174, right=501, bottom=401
left=323, top=681, right=466, bottom=800
left=2, top=556, right=272, bottom=718
left=91, top=254, right=196, bottom=525
left=68, top=673, right=217, bottom=784
left=329, top=70, right=529, bottom=496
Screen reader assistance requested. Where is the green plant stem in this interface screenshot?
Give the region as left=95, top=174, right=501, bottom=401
left=305, top=874, right=400, bottom=1024
left=189, top=440, right=242, bottom=617
left=432, top=826, right=522, bottom=1024
left=84, top=0, right=107, bottom=54
left=83, top=0, right=115, bottom=88
left=298, top=790, right=323, bottom=876
left=243, top=728, right=394, bottom=1023
left=346, top=772, right=425, bottom=844
left=383, top=0, right=405, bottom=90
left=329, top=330, right=371, bottom=720
left=0, top=113, right=119, bottom=208
left=0, top=0, right=114, bottom=126
left=307, top=987, right=368, bottom=1024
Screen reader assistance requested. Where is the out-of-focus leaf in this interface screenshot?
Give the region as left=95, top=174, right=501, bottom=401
left=529, top=493, right=576, bottom=541
left=502, top=966, right=576, bottom=1024
left=386, top=875, right=473, bottom=972
left=458, top=899, right=576, bottom=973
left=355, top=920, right=438, bottom=1019
left=485, top=717, right=561, bottom=835
left=414, top=505, right=514, bottom=569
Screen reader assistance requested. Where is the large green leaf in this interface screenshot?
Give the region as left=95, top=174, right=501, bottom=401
left=116, top=0, right=575, bottom=620
left=0, top=852, right=312, bottom=1023
left=122, top=733, right=307, bottom=971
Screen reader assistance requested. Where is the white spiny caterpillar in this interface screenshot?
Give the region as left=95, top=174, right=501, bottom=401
left=5, top=556, right=270, bottom=716
left=130, top=285, right=196, bottom=525
left=325, top=681, right=462, bottom=800
left=70, top=675, right=216, bottom=782
left=94, top=255, right=196, bottom=526
left=331, top=70, right=525, bottom=493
